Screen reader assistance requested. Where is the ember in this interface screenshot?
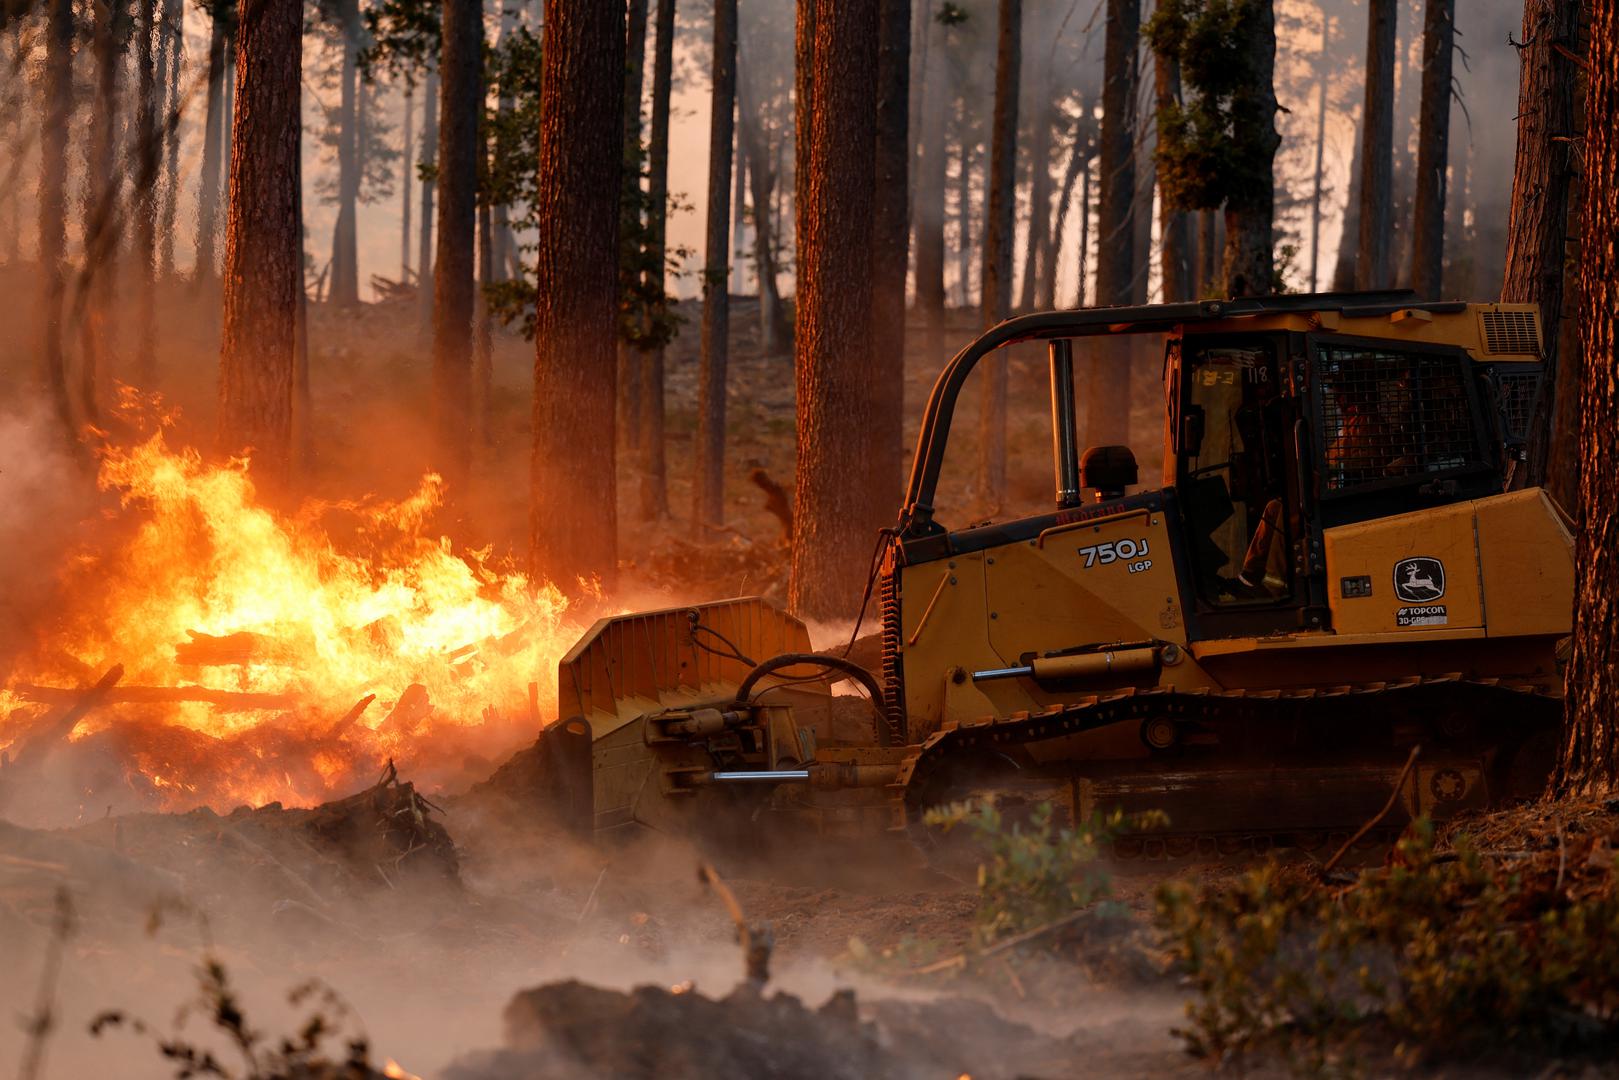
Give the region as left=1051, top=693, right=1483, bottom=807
left=0, top=432, right=585, bottom=815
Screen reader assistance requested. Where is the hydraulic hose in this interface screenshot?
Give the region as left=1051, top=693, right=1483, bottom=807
left=733, top=652, right=893, bottom=747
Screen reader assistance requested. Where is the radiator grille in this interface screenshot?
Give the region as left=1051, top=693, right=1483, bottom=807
left=1496, top=370, right=1541, bottom=441
left=1316, top=345, right=1481, bottom=493
left=878, top=546, right=908, bottom=746
left=1480, top=309, right=1541, bottom=356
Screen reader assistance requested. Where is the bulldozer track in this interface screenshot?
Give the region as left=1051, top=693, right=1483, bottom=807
left=891, top=674, right=1562, bottom=859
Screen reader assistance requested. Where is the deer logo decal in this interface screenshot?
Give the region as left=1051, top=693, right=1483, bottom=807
left=1393, top=557, right=1446, bottom=603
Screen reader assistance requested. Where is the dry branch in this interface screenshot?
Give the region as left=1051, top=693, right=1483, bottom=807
left=17, top=684, right=297, bottom=711
left=10, top=665, right=125, bottom=768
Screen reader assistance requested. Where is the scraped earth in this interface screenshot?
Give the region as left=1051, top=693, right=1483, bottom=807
left=0, top=745, right=1217, bottom=1079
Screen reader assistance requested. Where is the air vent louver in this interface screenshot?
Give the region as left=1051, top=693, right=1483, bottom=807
left=1480, top=309, right=1541, bottom=356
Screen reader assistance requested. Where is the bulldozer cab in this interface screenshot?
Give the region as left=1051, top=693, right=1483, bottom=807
left=885, top=291, right=1561, bottom=737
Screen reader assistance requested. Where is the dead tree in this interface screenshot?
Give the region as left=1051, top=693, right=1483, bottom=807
left=695, top=0, right=737, bottom=531
left=1409, top=0, right=1454, bottom=300
left=976, top=0, right=1019, bottom=513
left=788, top=0, right=881, bottom=621
left=218, top=0, right=303, bottom=486
left=1557, top=0, right=1616, bottom=795
left=531, top=0, right=625, bottom=592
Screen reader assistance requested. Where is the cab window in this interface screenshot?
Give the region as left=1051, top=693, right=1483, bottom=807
left=1179, top=340, right=1292, bottom=607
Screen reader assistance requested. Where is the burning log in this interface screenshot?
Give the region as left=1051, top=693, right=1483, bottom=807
left=16, top=684, right=298, bottom=711
left=8, top=665, right=125, bottom=769
left=172, top=629, right=287, bottom=667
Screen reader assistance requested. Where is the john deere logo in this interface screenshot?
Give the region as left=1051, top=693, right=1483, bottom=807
left=1394, top=557, right=1445, bottom=603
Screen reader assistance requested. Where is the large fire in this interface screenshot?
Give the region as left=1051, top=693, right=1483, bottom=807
left=0, top=426, right=585, bottom=815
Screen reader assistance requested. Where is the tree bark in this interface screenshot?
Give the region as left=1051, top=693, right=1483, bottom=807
left=402, top=84, right=413, bottom=281
left=871, top=0, right=909, bottom=512
left=80, top=0, right=127, bottom=423
left=695, top=0, right=736, bottom=531
left=738, top=48, right=789, bottom=354
left=218, top=0, right=301, bottom=487
left=1557, top=0, right=1616, bottom=795
left=37, top=0, right=74, bottom=447
left=431, top=0, right=482, bottom=494
left=1154, top=51, right=1190, bottom=303
left=1505, top=0, right=1585, bottom=510
left=1221, top=0, right=1279, bottom=298
left=1410, top=0, right=1454, bottom=300
left=1095, top=0, right=1138, bottom=307
left=531, top=0, right=625, bottom=592
left=976, top=0, right=1019, bottom=512
left=135, top=0, right=160, bottom=384
left=616, top=0, right=648, bottom=453
left=1308, top=8, right=1329, bottom=293
left=329, top=0, right=362, bottom=308
left=1354, top=0, right=1396, bottom=291
left=196, top=0, right=232, bottom=285
left=157, top=0, right=183, bottom=280
left=913, top=11, right=948, bottom=366
left=417, top=65, right=438, bottom=336
left=639, top=0, right=675, bottom=521
left=1089, top=0, right=1138, bottom=449
left=788, top=0, right=881, bottom=620
left=1019, top=39, right=1052, bottom=313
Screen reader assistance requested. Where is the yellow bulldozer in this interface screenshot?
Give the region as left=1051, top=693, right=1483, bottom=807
left=532, top=290, right=1572, bottom=854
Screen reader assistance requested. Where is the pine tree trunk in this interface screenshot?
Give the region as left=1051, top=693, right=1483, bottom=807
left=1355, top=0, right=1396, bottom=291
left=1221, top=0, right=1278, bottom=298
left=789, top=0, right=881, bottom=620
left=431, top=0, right=482, bottom=493
left=157, top=0, right=182, bottom=280
left=1089, top=0, right=1138, bottom=449
left=402, top=85, right=413, bottom=281
left=1331, top=105, right=1363, bottom=291
left=1197, top=208, right=1215, bottom=296
left=640, top=0, right=675, bottom=521
left=196, top=0, right=231, bottom=285
left=954, top=107, right=973, bottom=308
left=1557, top=0, right=1616, bottom=796
left=1045, top=106, right=1088, bottom=310
left=417, top=65, right=438, bottom=336
left=80, top=0, right=125, bottom=424
left=1308, top=8, right=1329, bottom=293
left=37, top=0, right=74, bottom=447
left=476, top=196, right=494, bottom=449
left=976, top=0, right=1019, bottom=512
left=1410, top=0, right=1454, bottom=300
left=531, top=0, right=625, bottom=591
left=732, top=114, right=747, bottom=294
left=871, top=0, right=909, bottom=510
left=135, top=0, right=159, bottom=383
left=738, top=48, right=788, bottom=355
left=329, top=0, right=362, bottom=308
left=695, top=0, right=736, bottom=531
left=1019, top=41, right=1052, bottom=313
left=1076, top=163, right=1091, bottom=305
left=490, top=0, right=525, bottom=277
left=913, top=12, right=947, bottom=366
left=218, top=0, right=301, bottom=486
left=615, top=0, right=647, bottom=454
left=1154, top=51, right=1190, bottom=303
left=1096, top=0, right=1138, bottom=307
left=1505, top=0, right=1586, bottom=509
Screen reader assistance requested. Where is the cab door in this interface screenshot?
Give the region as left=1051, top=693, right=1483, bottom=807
left=1175, top=334, right=1313, bottom=638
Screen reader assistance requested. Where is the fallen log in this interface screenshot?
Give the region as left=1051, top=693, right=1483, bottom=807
left=10, top=665, right=125, bottom=768
left=16, top=684, right=297, bottom=711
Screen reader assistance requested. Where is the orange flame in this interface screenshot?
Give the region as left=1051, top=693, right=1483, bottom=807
left=0, top=430, right=585, bottom=811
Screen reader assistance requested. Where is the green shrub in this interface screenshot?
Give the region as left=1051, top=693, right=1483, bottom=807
left=924, top=800, right=1165, bottom=945
left=1156, top=819, right=1619, bottom=1071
